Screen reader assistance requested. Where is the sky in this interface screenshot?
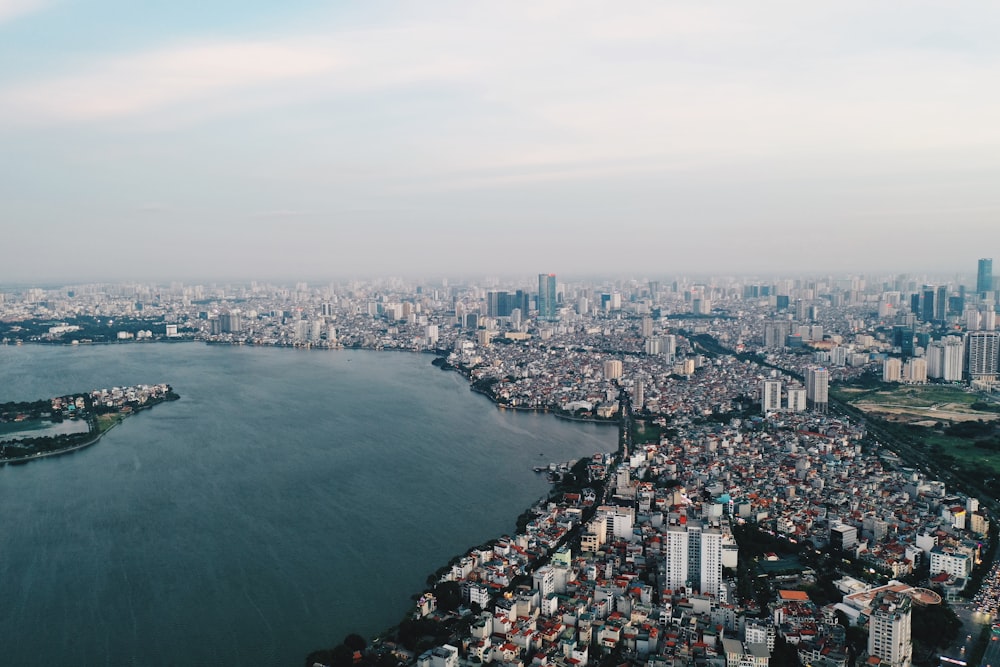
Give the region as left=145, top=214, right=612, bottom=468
left=2, top=1, right=999, bottom=283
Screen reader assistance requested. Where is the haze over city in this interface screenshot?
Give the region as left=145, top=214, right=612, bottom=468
left=2, top=1, right=999, bottom=281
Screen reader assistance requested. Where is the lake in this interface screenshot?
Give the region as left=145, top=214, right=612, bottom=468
left=0, top=343, right=616, bottom=666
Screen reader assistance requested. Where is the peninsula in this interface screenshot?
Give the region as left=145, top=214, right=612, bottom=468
left=0, top=383, right=179, bottom=463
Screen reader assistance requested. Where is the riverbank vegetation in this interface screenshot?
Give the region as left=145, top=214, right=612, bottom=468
left=0, top=387, right=178, bottom=462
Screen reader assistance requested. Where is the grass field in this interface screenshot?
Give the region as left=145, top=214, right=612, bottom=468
left=95, top=414, right=120, bottom=433
left=632, top=420, right=662, bottom=445
left=917, top=430, right=1000, bottom=471
left=844, top=384, right=978, bottom=406
left=836, top=383, right=1000, bottom=480
left=833, top=384, right=998, bottom=422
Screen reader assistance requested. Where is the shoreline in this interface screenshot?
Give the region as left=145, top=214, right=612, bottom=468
left=4, top=341, right=619, bottom=661
left=0, top=419, right=114, bottom=464
left=0, top=394, right=177, bottom=466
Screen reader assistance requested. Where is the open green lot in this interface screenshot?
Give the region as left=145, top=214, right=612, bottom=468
left=835, top=384, right=978, bottom=407
left=833, top=384, right=999, bottom=422
left=836, top=382, right=1000, bottom=483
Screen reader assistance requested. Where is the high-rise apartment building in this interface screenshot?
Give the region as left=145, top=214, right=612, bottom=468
left=867, top=591, right=912, bottom=667
left=903, top=358, right=926, bottom=384
left=786, top=386, right=807, bottom=412
left=640, top=316, right=654, bottom=338
left=926, top=336, right=964, bottom=382
left=967, top=331, right=1000, bottom=380
left=220, top=311, right=241, bottom=333
left=662, top=518, right=723, bottom=598
left=537, top=273, right=558, bottom=322
left=763, top=320, right=791, bottom=349
left=663, top=334, right=677, bottom=361
left=883, top=357, right=902, bottom=383
left=978, top=258, right=993, bottom=295
left=805, top=367, right=829, bottom=412
left=761, top=379, right=782, bottom=413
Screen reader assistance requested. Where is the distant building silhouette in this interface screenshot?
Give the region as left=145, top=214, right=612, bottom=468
left=537, top=273, right=558, bottom=321
left=977, top=258, right=993, bottom=295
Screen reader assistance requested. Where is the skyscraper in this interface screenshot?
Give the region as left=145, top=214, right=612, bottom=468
left=920, top=286, right=935, bottom=323
left=486, top=291, right=513, bottom=317
left=977, top=258, right=993, bottom=295
left=967, top=331, right=1000, bottom=380
left=537, top=273, right=558, bottom=322
left=935, top=285, right=947, bottom=322
left=806, top=367, right=829, bottom=412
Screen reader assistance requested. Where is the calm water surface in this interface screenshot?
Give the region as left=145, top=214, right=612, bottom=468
left=0, top=343, right=615, bottom=666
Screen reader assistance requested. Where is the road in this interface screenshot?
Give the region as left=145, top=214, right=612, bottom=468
left=982, top=626, right=1000, bottom=667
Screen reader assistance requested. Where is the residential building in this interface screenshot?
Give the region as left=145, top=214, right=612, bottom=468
left=761, top=379, right=782, bottom=414
left=806, top=367, right=829, bottom=412
left=967, top=331, right=1000, bottom=380
left=867, top=591, right=912, bottom=667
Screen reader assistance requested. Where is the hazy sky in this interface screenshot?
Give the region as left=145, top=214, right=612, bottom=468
left=2, top=1, right=999, bottom=282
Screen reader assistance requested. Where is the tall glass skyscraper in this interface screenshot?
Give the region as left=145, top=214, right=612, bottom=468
left=977, top=258, right=993, bottom=295
left=537, top=273, right=558, bottom=322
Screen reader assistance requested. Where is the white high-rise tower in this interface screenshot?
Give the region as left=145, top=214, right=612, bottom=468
left=867, top=590, right=912, bottom=667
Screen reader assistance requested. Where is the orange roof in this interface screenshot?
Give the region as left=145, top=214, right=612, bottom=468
left=778, top=590, right=811, bottom=602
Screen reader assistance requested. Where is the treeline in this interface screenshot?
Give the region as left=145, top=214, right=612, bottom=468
left=1, top=394, right=93, bottom=422
left=0, top=429, right=95, bottom=459
left=0, top=315, right=192, bottom=343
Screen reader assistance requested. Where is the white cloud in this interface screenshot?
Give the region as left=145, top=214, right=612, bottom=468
left=0, top=40, right=344, bottom=122
left=3, top=2, right=1000, bottom=195
left=0, top=0, right=49, bottom=24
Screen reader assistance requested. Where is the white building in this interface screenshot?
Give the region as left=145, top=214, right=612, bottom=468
left=418, top=645, right=459, bottom=667
left=883, top=358, right=902, bottom=383
left=761, top=379, right=782, bottom=414
left=925, top=336, right=964, bottom=382
left=867, top=591, right=912, bottom=667
left=967, top=331, right=1000, bottom=380
left=603, top=359, right=623, bottom=380
left=662, top=518, right=724, bottom=598
left=929, top=546, right=972, bottom=580
left=786, top=387, right=807, bottom=412
left=903, top=358, right=926, bottom=384
left=596, top=505, right=635, bottom=542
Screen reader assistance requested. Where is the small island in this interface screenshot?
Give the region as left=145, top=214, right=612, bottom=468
left=0, top=383, right=179, bottom=463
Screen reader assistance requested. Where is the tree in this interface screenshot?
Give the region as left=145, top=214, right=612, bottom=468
left=771, top=635, right=801, bottom=667
left=329, top=643, right=355, bottom=667
left=433, top=581, right=462, bottom=613
left=344, top=633, right=367, bottom=653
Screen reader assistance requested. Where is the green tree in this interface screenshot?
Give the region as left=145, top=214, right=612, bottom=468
left=344, top=633, right=367, bottom=653
left=433, top=581, right=462, bottom=613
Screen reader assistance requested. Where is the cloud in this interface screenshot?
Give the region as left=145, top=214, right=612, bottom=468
left=250, top=209, right=311, bottom=219
left=0, top=39, right=346, bottom=123
left=3, top=2, right=1000, bottom=195
left=0, top=0, right=49, bottom=24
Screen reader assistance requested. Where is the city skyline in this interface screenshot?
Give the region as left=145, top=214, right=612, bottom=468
left=2, top=2, right=1000, bottom=282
